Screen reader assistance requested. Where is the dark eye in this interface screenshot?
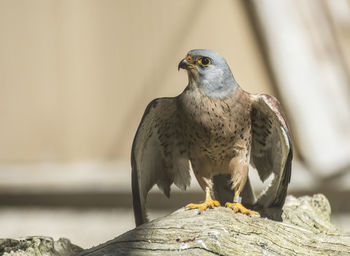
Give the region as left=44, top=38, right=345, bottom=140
left=198, top=57, right=211, bottom=67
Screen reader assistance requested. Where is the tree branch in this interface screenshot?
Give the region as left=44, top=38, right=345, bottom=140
left=2, top=194, right=349, bottom=256
left=78, top=194, right=350, bottom=256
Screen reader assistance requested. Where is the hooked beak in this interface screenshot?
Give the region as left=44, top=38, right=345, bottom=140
left=178, top=58, right=188, bottom=71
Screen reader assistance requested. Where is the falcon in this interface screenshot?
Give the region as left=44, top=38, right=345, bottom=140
left=131, top=49, right=292, bottom=226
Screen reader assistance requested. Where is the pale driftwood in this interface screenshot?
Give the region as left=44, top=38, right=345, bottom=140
left=78, top=194, right=350, bottom=256
left=0, top=237, right=82, bottom=256
left=2, top=195, right=349, bottom=256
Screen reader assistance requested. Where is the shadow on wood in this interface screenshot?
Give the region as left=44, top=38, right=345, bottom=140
left=78, top=194, right=350, bottom=256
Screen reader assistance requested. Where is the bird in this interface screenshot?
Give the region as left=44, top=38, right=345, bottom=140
left=131, top=49, right=293, bottom=226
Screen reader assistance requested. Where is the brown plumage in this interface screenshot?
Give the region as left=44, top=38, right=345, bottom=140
left=131, top=49, right=292, bottom=226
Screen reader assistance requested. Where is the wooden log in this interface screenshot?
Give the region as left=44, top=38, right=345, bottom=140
left=2, top=194, right=349, bottom=255
left=0, top=237, right=82, bottom=256
left=78, top=194, right=350, bottom=256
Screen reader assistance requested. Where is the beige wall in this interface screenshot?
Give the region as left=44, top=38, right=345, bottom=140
left=0, top=0, right=273, bottom=162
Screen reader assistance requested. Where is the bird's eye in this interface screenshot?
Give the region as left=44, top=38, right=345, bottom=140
left=198, top=57, right=211, bottom=67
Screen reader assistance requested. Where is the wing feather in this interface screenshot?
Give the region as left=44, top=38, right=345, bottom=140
left=131, top=97, right=190, bottom=226
left=250, top=94, right=293, bottom=219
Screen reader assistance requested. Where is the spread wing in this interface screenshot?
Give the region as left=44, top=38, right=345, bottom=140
left=131, top=97, right=191, bottom=226
left=250, top=94, right=293, bottom=219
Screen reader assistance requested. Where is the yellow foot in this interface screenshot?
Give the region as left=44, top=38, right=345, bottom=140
left=225, top=202, right=260, bottom=216
left=185, top=198, right=220, bottom=210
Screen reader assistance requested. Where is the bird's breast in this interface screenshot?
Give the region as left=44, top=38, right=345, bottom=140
left=177, top=89, right=251, bottom=162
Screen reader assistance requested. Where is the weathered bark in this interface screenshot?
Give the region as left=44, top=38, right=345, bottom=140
left=0, top=237, right=82, bottom=256
left=78, top=194, right=350, bottom=256
left=2, top=194, right=349, bottom=256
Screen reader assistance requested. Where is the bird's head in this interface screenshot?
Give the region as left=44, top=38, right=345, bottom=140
left=178, top=49, right=238, bottom=98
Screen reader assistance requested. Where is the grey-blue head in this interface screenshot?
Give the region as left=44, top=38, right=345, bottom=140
left=178, top=49, right=238, bottom=98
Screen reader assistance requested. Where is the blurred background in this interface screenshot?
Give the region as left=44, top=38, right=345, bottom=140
left=0, top=0, right=350, bottom=249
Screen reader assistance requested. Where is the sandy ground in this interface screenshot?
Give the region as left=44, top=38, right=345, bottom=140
left=0, top=207, right=349, bottom=249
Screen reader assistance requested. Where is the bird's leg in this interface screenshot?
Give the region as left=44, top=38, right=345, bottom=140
left=186, top=186, right=220, bottom=210
left=225, top=191, right=259, bottom=216
left=185, top=173, right=219, bottom=210
left=225, top=157, right=260, bottom=216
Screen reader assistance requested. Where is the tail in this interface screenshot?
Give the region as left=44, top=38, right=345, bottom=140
left=131, top=156, right=148, bottom=226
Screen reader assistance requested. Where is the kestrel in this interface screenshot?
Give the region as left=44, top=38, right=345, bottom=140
left=131, top=49, right=292, bottom=226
